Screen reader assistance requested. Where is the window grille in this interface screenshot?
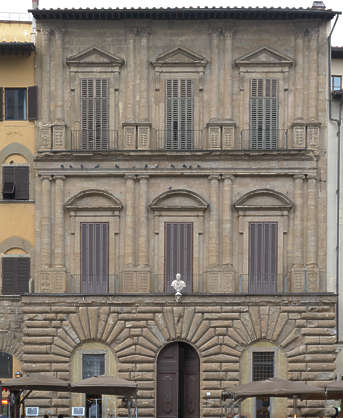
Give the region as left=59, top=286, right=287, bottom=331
left=252, top=352, right=274, bottom=381
left=82, top=354, right=105, bottom=379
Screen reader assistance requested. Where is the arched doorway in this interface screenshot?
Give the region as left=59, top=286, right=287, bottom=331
left=157, top=342, right=200, bottom=418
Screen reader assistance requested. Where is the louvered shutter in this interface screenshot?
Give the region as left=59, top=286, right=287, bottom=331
left=165, top=223, right=193, bottom=293
left=14, top=166, right=29, bottom=200
left=250, top=79, right=278, bottom=150
left=2, top=257, right=30, bottom=295
left=28, top=86, right=38, bottom=120
left=2, top=166, right=15, bottom=199
left=249, top=222, right=277, bottom=294
left=165, top=80, right=193, bottom=150
left=81, top=79, right=109, bottom=151
left=81, top=222, right=109, bottom=294
left=0, top=88, right=3, bottom=121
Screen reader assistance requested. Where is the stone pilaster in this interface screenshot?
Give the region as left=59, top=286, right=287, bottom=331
left=139, top=30, right=149, bottom=122
left=294, top=30, right=304, bottom=122
left=291, top=175, right=305, bottom=292
left=138, top=176, right=149, bottom=266
left=222, top=175, right=234, bottom=267
left=209, top=30, right=219, bottom=119
left=54, top=176, right=65, bottom=268
left=308, top=29, right=318, bottom=122
left=40, top=176, right=52, bottom=268
left=124, top=175, right=136, bottom=267
left=306, top=175, right=319, bottom=291
left=208, top=175, right=220, bottom=267
left=223, top=31, right=233, bottom=120
left=53, top=29, right=66, bottom=150
left=39, top=29, right=52, bottom=151
left=126, top=31, right=135, bottom=121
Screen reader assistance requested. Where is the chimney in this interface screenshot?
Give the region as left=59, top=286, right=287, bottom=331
left=311, top=1, right=326, bottom=9
left=32, top=0, right=39, bottom=9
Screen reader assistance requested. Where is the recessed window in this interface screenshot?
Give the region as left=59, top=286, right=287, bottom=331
left=5, top=88, right=27, bottom=120
left=253, top=352, right=274, bottom=418
left=332, top=75, right=342, bottom=91
left=82, top=354, right=105, bottom=379
left=0, top=352, right=13, bottom=378
left=2, top=166, right=29, bottom=200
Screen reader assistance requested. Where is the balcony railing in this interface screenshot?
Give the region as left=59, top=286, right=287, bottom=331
left=240, top=129, right=289, bottom=151
left=71, top=129, right=118, bottom=152
left=67, top=128, right=306, bottom=152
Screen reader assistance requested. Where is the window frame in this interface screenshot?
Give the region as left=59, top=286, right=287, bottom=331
left=2, top=165, right=30, bottom=201
left=332, top=75, right=342, bottom=91
left=82, top=353, right=105, bottom=379
left=5, top=88, right=27, bottom=121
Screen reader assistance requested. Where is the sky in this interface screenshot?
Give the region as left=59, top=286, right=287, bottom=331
left=1, top=0, right=342, bottom=45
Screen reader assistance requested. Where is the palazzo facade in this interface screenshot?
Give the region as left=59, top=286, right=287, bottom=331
left=0, top=5, right=339, bottom=418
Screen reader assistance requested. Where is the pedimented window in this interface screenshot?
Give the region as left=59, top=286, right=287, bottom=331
left=150, top=189, right=208, bottom=212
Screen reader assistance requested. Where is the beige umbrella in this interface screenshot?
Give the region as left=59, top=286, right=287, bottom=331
left=3, top=373, right=70, bottom=392
left=70, top=375, right=137, bottom=396
left=225, top=377, right=324, bottom=400
left=324, top=380, right=343, bottom=399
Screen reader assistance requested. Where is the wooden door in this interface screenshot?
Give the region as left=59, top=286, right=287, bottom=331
left=157, top=342, right=199, bottom=418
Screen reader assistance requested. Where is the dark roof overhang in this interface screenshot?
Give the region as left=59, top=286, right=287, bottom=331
left=0, top=42, right=35, bottom=56
left=29, top=7, right=338, bottom=21
left=332, top=47, right=343, bottom=59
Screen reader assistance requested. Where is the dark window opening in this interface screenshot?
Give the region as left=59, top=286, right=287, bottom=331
left=253, top=352, right=274, bottom=418
left=0, top=351, right=13, bottom=378
left=5, top=88, right=26, bottom=120
left=2, top=166, right=29, bottom=200
left=2, top=256, right=30, bottom=295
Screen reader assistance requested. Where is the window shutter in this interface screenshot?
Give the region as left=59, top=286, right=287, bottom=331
left=0, top=352, right=13, bottom=378
left=28, top=86, right=38, bottom=120
left=165, top=222, right=193, bottom=293
left=165, top=80, right=193, bottom=150
left=81, top=222, right=109, bottom=294
left=14, top=166, right=29, bottom=200
left=249, top=222, right=277, bottom=294
left=2, top=257, right=30, bottom=295
left=250, top=79, right=278, bottom=150
left=0, top=87, right=3, bottom=121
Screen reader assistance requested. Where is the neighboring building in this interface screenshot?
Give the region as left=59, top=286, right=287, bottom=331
left=0, top=4, right=339, bottom=418
left=328, top=46, right=343, bottom=381
left=0, top=17, right=36, bottom=415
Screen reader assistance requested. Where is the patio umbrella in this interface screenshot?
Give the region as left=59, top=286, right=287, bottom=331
left=3, top=373, right=70, bottom=392
left=225, top=377, right=325, bottom=400
left=70, top=375, right=137, bottom=396
left=324, top=380, right=343, bottom=399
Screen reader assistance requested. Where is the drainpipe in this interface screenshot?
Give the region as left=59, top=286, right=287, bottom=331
left=328, top=13, right=342, bottom=343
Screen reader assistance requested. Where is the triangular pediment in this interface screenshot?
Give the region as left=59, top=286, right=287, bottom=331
left=66, top=47, right=124, bottom=67
left=235, top=47, right=293, bottom=67
left=152, top=47, right=207, bottom=67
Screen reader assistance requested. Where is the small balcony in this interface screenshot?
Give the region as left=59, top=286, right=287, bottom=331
left=240, top=129, right=290, bottom=151
left=71, top=129, right=118, bottom=152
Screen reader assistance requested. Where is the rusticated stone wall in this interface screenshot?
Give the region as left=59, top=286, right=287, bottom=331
left=21, top=294, right=336, bottom=418
left=0, top=296, right=24, bottom=361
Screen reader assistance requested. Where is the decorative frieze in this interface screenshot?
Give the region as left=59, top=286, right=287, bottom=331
left=137, top=125, right=150, bottom=150
left=292, top=124, right=306, bottom=148
left=123, top=126, right=137, bottom=149
left=208, top=126, right=221, bottom=149
left=222, top=125, right=235, bottom=150
left=121, top=271, right=151, bottom=293
left=52, top=124, right=66, bottom=150
left=307, top=124, right=320, bottom=149
left=39, top=124, right=52, bottom=150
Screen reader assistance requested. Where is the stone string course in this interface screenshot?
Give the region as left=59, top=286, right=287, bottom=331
left=17, top=295, right=336, bottom=417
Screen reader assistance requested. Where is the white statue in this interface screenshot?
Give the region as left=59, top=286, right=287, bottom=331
left=171, top=273, right=186, bottom=301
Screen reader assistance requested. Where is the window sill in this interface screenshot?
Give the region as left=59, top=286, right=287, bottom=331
left=0, top=200, right=34, bottom=204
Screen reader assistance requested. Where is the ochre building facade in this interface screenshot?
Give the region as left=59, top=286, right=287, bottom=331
left=0, top=5, right=340, bottom=418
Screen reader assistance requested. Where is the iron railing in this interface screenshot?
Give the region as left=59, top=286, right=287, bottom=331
left=240, top=129, right=290, bottom=151
left=71, top=129, right=119, bottom=151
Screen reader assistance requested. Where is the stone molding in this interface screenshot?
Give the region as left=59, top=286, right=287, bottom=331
left=149, top=189, right=209, bottom=211
left=234, top=188, right=294, bottom=212
left=64, top=189, right=123, bottom=211
left=66, top=46, right=124, bottom=71
left=235, top=46, right=294, bottom=70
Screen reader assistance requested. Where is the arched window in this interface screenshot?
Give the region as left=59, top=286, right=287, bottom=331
left=0, top=352, right=13, bottom=378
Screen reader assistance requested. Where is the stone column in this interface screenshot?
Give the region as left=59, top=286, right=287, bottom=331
left=138, top=175, right=149, bottom=266
left=124, top=175, right=136, bottom=266
left=223, top=31, right=233, bottom=120
left=208, top=175, right=220, bottom=266
left=54, top=176, right=65, bottom=268
left=41, top=176, right=52, bottom=268
left=294, top=175, right=305, bottom=266
left=222, top=175, right=234, bottom=266
left=306, top=175, right=318, bottom=266
left=54, top=29, right=64, bottom=122
left=294, top=31, right=304, bottom=121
